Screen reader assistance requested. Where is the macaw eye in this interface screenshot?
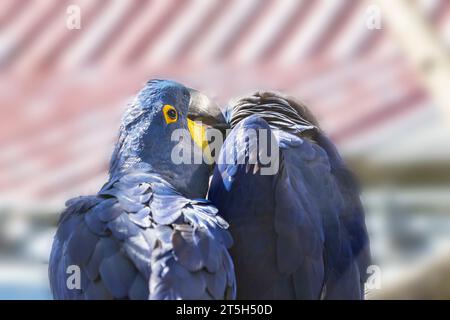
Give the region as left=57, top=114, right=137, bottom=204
left=163, top=105, right=178, bottom=124
left=167, top=109, right=177, bottom=119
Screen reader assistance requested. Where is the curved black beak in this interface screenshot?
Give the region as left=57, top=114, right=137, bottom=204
left=187, top=88, right=229, bottom=133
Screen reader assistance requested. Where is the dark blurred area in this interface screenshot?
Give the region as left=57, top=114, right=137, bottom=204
left=0, top=0, right=449, bottom=299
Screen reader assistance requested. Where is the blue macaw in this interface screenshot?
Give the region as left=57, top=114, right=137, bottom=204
left=49, top=80, right=236, bottom=300
left=208, top=91, right=371, bottom=299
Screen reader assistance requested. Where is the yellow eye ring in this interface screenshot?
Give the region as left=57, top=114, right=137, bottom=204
left=163, top=104, right=178, bottom=124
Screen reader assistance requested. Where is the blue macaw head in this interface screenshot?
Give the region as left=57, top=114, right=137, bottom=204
left=109, top=79, right=226, bottom=198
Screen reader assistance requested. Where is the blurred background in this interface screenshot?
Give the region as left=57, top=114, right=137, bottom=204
left=1, top=0, right=450, bottom=299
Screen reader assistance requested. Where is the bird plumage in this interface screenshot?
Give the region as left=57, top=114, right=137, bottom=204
left=209, top=91, right=370, bottom=299
left=49, top=80, right=236, bottom=300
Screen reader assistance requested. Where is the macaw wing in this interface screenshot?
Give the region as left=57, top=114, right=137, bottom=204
left=209, top=115, right=369, bottom=299
left=315, top=133, right=371, bottom=298
left=209, top=115, right=324, bottom=299
left=49, top=194, right=153, bottom=300
left=49, top=171, right=235, bottom=300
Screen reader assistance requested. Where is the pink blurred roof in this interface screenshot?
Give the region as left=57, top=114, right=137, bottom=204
left=0, top=0, right=449, bottom=208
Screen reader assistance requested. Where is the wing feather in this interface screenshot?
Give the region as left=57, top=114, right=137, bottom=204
left=49, top=168, right=236, bottom=300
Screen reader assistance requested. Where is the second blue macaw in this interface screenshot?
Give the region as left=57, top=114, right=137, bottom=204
left=208, top=91, right=371, bottom=299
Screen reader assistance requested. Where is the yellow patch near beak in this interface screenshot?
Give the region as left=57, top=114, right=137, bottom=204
left=187, top=119, right=212, bottom=163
